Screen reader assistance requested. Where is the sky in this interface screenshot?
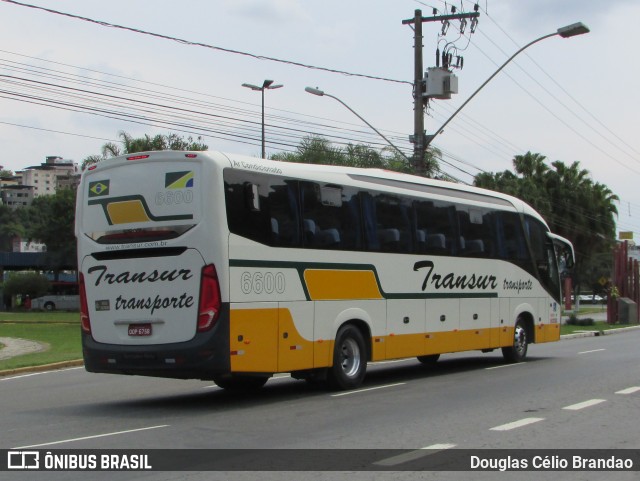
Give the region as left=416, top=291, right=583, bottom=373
left=0, top=0, right=639, bottom=238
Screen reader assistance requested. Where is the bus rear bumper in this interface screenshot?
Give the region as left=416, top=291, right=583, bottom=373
left=81, top=309, right=230, bottom=381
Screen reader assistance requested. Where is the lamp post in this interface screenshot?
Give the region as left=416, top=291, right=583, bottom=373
left=424, top=22, right=590, bottom=149
left=242, top=79, right=283, bottom=158
left=304, top=87, right=411, bottom=163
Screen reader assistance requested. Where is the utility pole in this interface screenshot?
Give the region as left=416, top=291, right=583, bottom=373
left=403, top=8, right=480, bottom=176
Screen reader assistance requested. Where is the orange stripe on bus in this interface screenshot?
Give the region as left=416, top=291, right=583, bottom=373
left=303, top=269, right=383, bottom=300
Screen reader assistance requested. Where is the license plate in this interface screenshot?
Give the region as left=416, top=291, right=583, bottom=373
left=128, top=324, right=152, bottom=336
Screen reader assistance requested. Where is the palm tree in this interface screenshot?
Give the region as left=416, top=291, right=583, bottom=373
left=81, top=131, right=208, bottom=170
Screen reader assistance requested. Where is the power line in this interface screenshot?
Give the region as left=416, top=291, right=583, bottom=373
left=0, top=0, right=412, bottom=86
left=0, top=120, right=117, bottom=143
left=464, top=0, right=640, bottom=160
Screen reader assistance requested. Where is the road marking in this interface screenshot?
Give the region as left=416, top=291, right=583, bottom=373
left=373, top=444, right=456, bottom=467
left=0, top=367, right=83, bottom=382
left=13, top=425, right=169, bottom=449
left=563, top=399, right=606, bottom=411
left=485, top=363, right=526, bottom=370
left=616, top=386, right=640, bottom=395
left=331, top=382, right=406, bottom=397
left=490, top=417, right=544, bottom=431
left=578, top=349, right=606, bottom=355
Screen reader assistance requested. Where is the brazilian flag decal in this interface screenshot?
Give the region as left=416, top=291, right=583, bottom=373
left=88, top=180, right=110, bottom=197
left=165, top=171, right=194, bottom=189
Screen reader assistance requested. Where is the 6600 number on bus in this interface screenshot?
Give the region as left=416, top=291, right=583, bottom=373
left=240, top=271, right=286, bottom=295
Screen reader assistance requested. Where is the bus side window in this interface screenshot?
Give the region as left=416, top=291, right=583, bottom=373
left=224, top=171, right=271, bottom=245
left=415, top=200, right=457, bottom=256
left=340, top=188, right=363, bottom=251
left=374, top=194, right=412, bottom=253
left=268, top=180, right=301, bottom=248
left=300, top=182, right=354, bottom=250
left=361, top=193, right=380, bottom=251
left=458, top=207, right=489, bottom=257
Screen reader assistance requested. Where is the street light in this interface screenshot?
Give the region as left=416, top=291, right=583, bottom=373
left=304, top=87, right=411, bottom=163
left=424, top=22, right=590, bottom=148
left=242, top=79, right=283, bottom=158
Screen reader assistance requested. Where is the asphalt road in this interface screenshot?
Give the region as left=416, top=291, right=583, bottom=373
left=1, top=330, right=639, bottom=481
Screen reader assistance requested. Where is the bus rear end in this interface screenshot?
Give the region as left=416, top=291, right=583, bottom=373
left=75, top=151, right=229, bottom=380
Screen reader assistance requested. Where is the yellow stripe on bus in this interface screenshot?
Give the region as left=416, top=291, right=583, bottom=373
left=303, top=269, right=383, bottom=300
left=106, top=200, right=151, bottom=224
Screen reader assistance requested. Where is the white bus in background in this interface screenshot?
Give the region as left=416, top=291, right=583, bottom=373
left=31, top=294, right=79, bottom=311
left=75, top=150, right=574, bottom=390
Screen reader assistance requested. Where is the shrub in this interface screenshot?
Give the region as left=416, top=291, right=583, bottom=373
left=2, top=272, right=50, bottom=299
left=566, top=315, right=595, bottom=326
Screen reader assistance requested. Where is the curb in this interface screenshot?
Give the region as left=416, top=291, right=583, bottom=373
left=0, top=359, right=84, bottom=377
left=560, top=324, right=640, bottom=340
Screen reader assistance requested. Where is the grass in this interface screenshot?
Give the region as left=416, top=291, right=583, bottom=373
left=0, top=310, right=80, bottom=323
left=0, top=311, right=82, bottom=371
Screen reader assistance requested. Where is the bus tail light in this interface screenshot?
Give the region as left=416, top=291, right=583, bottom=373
left=79, top=273, right=91, bottom=333
left=198, top=264, right=221, bottom=332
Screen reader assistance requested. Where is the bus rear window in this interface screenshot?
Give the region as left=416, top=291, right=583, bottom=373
left=87, top=225, right=194, bottom=244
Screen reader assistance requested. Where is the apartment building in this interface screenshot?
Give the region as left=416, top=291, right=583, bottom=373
left=18, top=156, right=80, bottom=198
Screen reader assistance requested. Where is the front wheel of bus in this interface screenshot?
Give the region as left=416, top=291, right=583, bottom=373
left=502, top=319, right=528, bottom=363
left=328, top=324, right=367, bottom=390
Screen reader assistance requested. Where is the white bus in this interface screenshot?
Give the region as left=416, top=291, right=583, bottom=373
left=75, top=150, right=573, bottom=390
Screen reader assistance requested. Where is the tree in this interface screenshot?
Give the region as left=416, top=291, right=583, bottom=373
left=82, top=131, right=208, bottom=170
left=0, top=205, right=25, bottom=251
left=271, top=135, right=443, bottom=178
left=27, top=189, right=78, bottom=273
left=0, top=168, right=14, bottom=177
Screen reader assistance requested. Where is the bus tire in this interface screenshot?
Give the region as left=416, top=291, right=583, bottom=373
left=213, top=375, right=268, bottom=391
left=44, top=301, right=55, bottom=311
left=502, top=318, right=528, bottom=363
left=417, top=354, right=440, bottom=365
left=327, top=324, right=367, bottom=390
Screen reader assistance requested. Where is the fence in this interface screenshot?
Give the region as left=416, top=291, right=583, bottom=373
left=608, top=241, right=640, bottom=324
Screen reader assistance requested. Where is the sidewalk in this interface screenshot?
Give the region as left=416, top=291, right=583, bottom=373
left=0, top=337, right=48, bottom=360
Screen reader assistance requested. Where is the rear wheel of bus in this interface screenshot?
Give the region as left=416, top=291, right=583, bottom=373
left=327, top=324, right=367, bottom=390
left=213, top=375, right=269, bottom=391
left=417, top=354, right=440, bottom=365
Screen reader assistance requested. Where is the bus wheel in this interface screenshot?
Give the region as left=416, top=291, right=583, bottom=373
left=502, top=319, right=528, bottom=363
left=44, top=302, right=55, bottom=311
left=213, top=375, right=268, bottom=391
left=328, top=324, right=367, bottom=390
left=417, top=354, right=440, bottom=365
